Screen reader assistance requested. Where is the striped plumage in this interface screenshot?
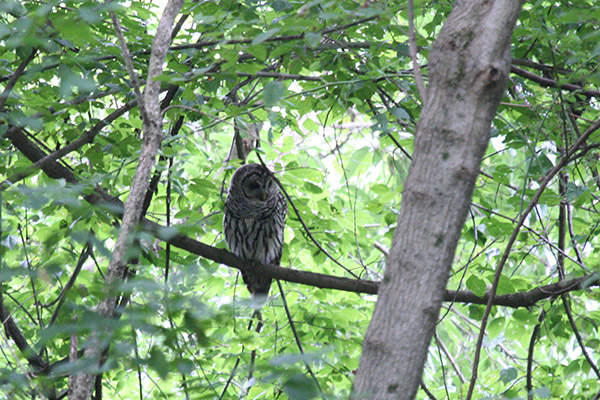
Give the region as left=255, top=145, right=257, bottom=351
left=223, top=163, right=287, bottom=304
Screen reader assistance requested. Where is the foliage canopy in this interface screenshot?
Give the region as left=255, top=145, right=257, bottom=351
left=1, top=0, right=599, bottom=399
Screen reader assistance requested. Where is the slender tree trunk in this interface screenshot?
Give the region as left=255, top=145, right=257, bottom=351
left=352, top=1, right=524, bottom=399
left=69, top=1, right=183, bottom=399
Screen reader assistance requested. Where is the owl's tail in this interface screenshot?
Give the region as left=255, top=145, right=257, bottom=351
left=242, top=272, right=272, bottom=308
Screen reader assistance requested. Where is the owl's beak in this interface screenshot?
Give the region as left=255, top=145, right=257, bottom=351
left=261, top=192, right=267, bottom=201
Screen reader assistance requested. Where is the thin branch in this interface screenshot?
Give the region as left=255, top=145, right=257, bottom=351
left=566, top=204, right=586, bottom=265
left=48, top=241, right=91, bottom=326
left=561, top=295, right=600, bottom=379
left=233, top=71, right=323, bottom=82
left=1, top=99, right=138, bottom=190
left=110, top=12, right=146, bottom=119
left=221, top=311, right=263, bottom=399
left=512, top=58, right=572, bottom=75
left=407, top=0, right=427, bottom=104
left=526, top=309, right=546, bottom=400
left=466, top=117, right=600, bottom=399
left=434, top=332, right=466, bottom=384
left=17, top=224, right=42, bottom=327
left=276, top=281, right=324, bottom=398
left=471, top=203, right=586, bottom=269
left=246, top=311, right=263, bottom=391
left=0, top=48, right=37, bottom=110
left=171, top=15, right=379, bottom=51
left=255, top=153, right=360, bottom=278
left=511, top=65, right=600, bottom=99
left=420, top=382, right=439, bottom=400
left=0, top=305, right=49, bottom=371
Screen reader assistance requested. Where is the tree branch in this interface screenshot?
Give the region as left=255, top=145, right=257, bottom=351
left=4, top=125, right=600, bottom=308
left=447, top=274, right=599, bottom=308
left=0, top=305, right=49, bottom=372
left=170, top=15, right=379, bottom=51
left=233, top=71, right=323, bottom=82
left=1, top=99, right=137, bottom=190
left=407, top=0, right=427, bottom=104
left=512, top=58, right=572, bottom=75
left=110, top=12, right=146, bottom=118
left=511, top=65, right=600, bottom=99
left=0, top=49, right=37, bottom=110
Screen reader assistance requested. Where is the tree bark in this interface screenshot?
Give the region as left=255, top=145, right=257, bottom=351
left=351, top=1, right=525, bottom=399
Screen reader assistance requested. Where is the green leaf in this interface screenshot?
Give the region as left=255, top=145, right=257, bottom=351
left=466, top=275, right=487, bottom=297
left=252, top=28, right=280, bottom=45
left=283, top=373, right=318, bottom=400
left=499, top=367, right=518, bottom=383
left=148, top=348, right=169, bottom=379
left=264, top=81, right=286, bottom=106
left=303, top=181, right=323, bottom=194
left=246, top=45, right=268, bottom=61
left=346, top=147, right=371, bottom=177
left=304, top=32, right=322, bottom=48
left=488, top=317, right=506, bottom=338
left=390, top=106, right=410, bottom=120
left=565, top=182, right=587, bottom=201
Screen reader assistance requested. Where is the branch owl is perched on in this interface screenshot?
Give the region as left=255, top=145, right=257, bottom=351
left=223, top=163, right=287, bottom=305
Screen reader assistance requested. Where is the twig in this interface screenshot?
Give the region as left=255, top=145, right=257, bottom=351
left=0, top=99, right=138, bottom=190
left=233, top=71, right=323, bottom=82
left=526, top=309, right=546, bottom=400
left=512, top=58, right=572, bottom=75
left=220, top=312, right=262, bottom=399
left=171, top=15, right=379, bottom=51
left=434, top=331, right=466, bottom=383
left=407, top=0, right=427, bottom=103
left=420, top=382, right=439, bottom=400
left=561, top=295, right=600, bottom=379
left=511, top=65, right=600, bottom=99
left=247, top=310, right=263, bottom=389
left=276, top=281, right=324, bottom=398
left=219, top=355, right=242, bottom=399
left=48, top=241, right=91, bottom=326
left=0, top=305, right=49, bottom=371
left=0, top=48, right=37, bottom=110
left=471, top=203, right=586, bottom=269
left=17, top=224, right=42, bottom=326
left=110, top=12, right=146, bottom=118
left=434, top=332, right=450, bottom=398
left=466, top=117, right=600, bottom=399
left=255, top=153, right=360, bottom=278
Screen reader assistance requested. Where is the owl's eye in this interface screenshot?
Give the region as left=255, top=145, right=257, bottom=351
left=247, top=181, right=261, bottom=191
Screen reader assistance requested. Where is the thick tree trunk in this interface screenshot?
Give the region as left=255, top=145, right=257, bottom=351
left=352, top=1, right=524, bottom=399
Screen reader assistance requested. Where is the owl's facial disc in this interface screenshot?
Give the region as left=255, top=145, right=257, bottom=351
left=243, top=174, right=268, bottom=201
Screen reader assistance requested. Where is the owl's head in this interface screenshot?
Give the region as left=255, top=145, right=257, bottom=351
left=229, top=163, right=280, bottom=203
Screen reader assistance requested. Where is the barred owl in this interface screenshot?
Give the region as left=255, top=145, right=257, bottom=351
left=223, top=163, right=287, bottom=304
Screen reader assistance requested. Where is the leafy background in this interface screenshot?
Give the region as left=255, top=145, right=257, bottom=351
left=1, top=0, right=599, bottom=399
